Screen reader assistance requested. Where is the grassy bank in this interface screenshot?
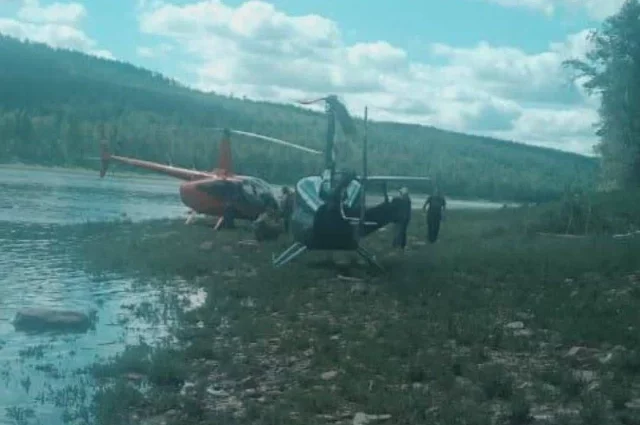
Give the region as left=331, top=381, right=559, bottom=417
left=69, top=207, right=640, bottom=425
left=531, top=189, right=640, bottom=236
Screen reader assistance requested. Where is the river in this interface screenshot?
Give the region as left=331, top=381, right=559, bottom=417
left=0, top=165, right=510, bottom=424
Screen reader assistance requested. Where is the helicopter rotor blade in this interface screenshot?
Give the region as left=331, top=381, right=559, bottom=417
left=296, top=96, right=328, bottom=105
left=210, top=127, right=322, bottom=155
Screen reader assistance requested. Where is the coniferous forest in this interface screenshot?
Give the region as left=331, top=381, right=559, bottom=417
left=0, top=35, right=599, bottom=202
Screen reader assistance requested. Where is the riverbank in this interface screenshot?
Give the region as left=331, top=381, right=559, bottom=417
left=61, top=205, right=640, bottom=425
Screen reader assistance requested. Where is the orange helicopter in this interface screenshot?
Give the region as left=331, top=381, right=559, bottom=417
left=99, top=128, right=321, bottom=229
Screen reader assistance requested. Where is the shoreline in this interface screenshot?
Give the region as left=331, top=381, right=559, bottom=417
left=0, top=162, right=524, bottom=208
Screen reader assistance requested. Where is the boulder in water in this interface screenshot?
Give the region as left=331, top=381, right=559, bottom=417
left=13, top=308, right=93, bottom=333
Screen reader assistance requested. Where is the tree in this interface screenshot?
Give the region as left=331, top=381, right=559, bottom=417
left=564, top=0, right=640, bottom=188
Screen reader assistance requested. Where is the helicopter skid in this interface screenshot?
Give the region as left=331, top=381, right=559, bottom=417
left=272, top=242, right=383, bottom=271
left=272, top=242, right=308, bottom=267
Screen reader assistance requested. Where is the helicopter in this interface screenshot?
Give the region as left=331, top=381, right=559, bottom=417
left=99, top=128, right=321, bottom=230
left=271, top=95, right=430, bottom=270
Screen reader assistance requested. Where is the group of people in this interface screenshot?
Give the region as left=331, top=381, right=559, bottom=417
left=390, top=187, right=446, bottom=252
left=253, top=184, right=447, bottom=249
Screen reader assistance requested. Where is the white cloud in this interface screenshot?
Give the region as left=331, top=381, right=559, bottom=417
left=137, top=42, right=173, bottom=58
left=483, top=0, right=626, bottom=20
left=18, top=0, right=85, bottom=24
left=0, top=0, right=113, bottom=59
left=137, top=0, right=601, bottom=155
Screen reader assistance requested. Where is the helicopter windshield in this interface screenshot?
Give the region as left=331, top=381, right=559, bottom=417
left=240, top=179, right=274, bottom=208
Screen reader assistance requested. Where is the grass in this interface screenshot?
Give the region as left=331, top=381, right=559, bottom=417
left=63, top=205, right=640, bottom=424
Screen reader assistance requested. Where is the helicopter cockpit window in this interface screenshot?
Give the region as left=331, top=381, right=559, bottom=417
left=252, top=180, right=271, bottom=198
left=241, top=181, right=259, bottom=203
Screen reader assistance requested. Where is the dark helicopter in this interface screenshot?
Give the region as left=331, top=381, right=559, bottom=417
left=271, top=95, right=430, bottom=270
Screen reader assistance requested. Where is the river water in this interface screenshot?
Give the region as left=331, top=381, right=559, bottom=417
left=0, top=165, right=509, bottom=424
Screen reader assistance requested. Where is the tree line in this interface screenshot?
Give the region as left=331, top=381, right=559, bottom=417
left=564, top=0, right=640, bottom=191
left=0, top=35, right=599, bottom=202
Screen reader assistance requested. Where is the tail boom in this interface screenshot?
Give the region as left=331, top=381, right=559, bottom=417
left=99, top=142, right=212, bottom=181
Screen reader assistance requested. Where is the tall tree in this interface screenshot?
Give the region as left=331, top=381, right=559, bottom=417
left=564, top=0, right=640, bottom=188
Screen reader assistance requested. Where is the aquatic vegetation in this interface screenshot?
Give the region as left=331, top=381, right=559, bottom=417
left=53, top=207, right=640, bottom=423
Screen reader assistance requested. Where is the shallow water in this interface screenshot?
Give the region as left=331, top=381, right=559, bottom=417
left=0, top=166, right=187, bottom=224
left=0, top=166, right=204, bottom=424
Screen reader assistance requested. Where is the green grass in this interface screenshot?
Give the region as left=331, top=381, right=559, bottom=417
left=64, top=206, right=640, bottom=424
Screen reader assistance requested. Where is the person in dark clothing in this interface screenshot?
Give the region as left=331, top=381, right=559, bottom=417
left=422, top=189, right=446, bottom=243
left=280, top=186, right=294, bottom=233
left=221, top=189, right=242, bottom=229
left=221, top=201, right=236, bottom=229
left=391, top=187, right=412, bottom=251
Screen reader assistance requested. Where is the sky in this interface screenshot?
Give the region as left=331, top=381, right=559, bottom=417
left=0, top=0, right=628, bottom=156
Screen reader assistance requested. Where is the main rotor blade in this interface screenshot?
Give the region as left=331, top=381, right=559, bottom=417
left=227, top=129, right=322, bottom=155
left=297, top=96, right=328, bottom=105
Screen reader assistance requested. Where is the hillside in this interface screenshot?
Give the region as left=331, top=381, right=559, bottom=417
left=0, top=35, right=598, bottom=202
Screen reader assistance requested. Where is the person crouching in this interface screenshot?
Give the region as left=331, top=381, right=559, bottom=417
left=253, top=203, right=283, bottom=242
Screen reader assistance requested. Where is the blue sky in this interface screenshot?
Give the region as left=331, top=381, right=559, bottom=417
left=0, top=0, right=627, bottom=155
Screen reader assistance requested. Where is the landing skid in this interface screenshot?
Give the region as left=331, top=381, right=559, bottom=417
left=272, top=242, right=307, bottom=268
left=355, top=245, right=384, bottom=272
left=272, top=242, right=383, bottom=271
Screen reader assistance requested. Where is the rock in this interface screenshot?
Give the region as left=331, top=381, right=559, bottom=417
left=321, top=370, right=338, bottom=380
left=599, top=352, right=615, bottom=364
left=514, top=329, right=533, bottom=337
left=125, top=372, right=145, bottom=381
left=353, top=412, right=392, bottom=425
left=244, top=388, right=259, bottom=397
left=241, top=297, right=256, bottom=308
left=565, top=346, right=587, bottom=358
left=207, top=387, right=230, bottom=397
left=199, top=241, right=213, bottom=250
left=515, top=311, right=534, bottom=320
left=574, top=370, right=596, bottom=383
left=238, top=240, right=258, bottom=246
left=505, top=321, right=525, bottom=330
left=13, top=308, right=93, bottom=333
left=180, top=382, right=196, bottom=396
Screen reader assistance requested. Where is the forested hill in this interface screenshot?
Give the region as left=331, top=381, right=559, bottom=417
left=0, top=35, right=598, bottom=202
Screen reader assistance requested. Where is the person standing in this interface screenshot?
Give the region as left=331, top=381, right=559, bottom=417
left=280, top=186, right=294, bottom=233
left=391, top=187, right=412, bottom=251
left=422, top=189, right=446, bottom=243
